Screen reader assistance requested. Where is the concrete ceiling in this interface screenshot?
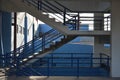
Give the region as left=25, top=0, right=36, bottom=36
left=48, top=0, right=111, bottom=12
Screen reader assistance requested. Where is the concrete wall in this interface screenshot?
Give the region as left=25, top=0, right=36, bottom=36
left=51, top=0, right=110, bottom=11
left=111, top=0, right=120, bottom=77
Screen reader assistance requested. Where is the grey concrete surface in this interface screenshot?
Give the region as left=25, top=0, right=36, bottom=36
left=8, top=76, right=120, bottom=80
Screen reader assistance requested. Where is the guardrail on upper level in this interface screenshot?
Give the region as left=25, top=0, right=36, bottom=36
left=24, top=0, right=111, bottom=31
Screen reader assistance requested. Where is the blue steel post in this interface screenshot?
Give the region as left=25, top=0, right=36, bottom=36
left=106, top=17, right=109, bottom=31
left=107, top=56, right=109, bottom=69
left=51, top=54, right=53, bottom=67
left=24, top=13, right=28, bottom=48
left=47, top=58, right=50, bottom=77
left=32, top=21, right=35, bottom=53
left=40, top=0, right=42, bottom=10
left=42, top=35, right=45, bottom=51
left=100, top=53, right=102, bottom=66
left=75, top=16, right=77, bottom=30
left=77, top=59, right=79, bottom=77
left=14, top=12, right=17, bottom=68
left=63, top=8, right=66, bottom=25
left=90, top=53, right=93, bottom=67
left=71, top=53, right=73, bottom=67
left=38, top=0, right=40, bottom=10
left=77, top=12, right=80, bottom=30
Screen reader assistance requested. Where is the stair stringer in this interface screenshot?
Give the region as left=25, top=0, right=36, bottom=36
left=20, top=36, right=77, bottom=67
left=0, top=0, right=69, bottom=35
left=0, top=0, right=111, bottom=36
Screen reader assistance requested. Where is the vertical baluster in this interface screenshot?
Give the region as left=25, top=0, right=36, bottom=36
left=106, top=16, right=109, bottom=31
left=32, top=21, right=35, bottom=53
left=77, top=12, right=80, bottom=30
left=63, top=8, right=66, bottom=25
left=77, top=59, right=79, bottom=77
left=107, top=56, right=109, bottom=70
left=47, top=58, right=50, bottom=77
left=74, top=16, right=77, bottom=30
left=100, top=53, right=102, bottom=66
left=90, top=53, right=93, bottom=67
left=14, top=12, right=17, bottom=68
left=42, top=35, right=45, bottom=51
left=71, top=53, right=73, bottom=67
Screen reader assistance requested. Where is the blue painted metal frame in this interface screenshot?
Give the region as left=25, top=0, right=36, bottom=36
left=3, top=53, right=110, bottom=77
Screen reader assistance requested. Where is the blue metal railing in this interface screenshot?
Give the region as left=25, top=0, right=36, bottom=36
left=100, top=53, right=111, bottom=71
left=0, top=53, right=111, bottom=76
left=6, top=52, right=110, bottom=77
left=1, top=29, right=65, bottom=67
left=24, top=0, right=110, bottom=31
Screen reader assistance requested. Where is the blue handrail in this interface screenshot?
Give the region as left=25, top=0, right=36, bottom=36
left=100, top=53, right=110, bottom=71
left=7, top=54, right=110, bottom=76
left=3, top=29, right=63, bottom=66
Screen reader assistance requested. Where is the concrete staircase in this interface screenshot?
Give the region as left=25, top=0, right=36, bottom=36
left=21, top=35, right=77, bottom=66
left=0, top=0, right=110, bottom=36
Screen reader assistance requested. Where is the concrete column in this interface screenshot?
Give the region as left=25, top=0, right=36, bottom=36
left=94, top=13, right=105, bottom=57
left=94, top=36, right=110, bottom=57
left=94, top=37, right=104, bottom=57
left=111, top=0, right=120, bottom=77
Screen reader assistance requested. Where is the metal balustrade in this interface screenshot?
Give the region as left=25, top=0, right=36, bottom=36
left=0, top=28, right=77, bottom=69
left=24, top=0, right=111, bottom=31
left=0, top=0, right=111, bottom=77
left=2, top=53, right=110, bottom=77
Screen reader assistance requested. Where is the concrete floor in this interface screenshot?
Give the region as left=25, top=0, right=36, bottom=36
left=7, top=76, right=120, bottom=80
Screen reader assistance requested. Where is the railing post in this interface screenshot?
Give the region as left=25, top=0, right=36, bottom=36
left=106, top=16, right=109, bottom=31
left=77, top=12, right=80, bottom=30
left=107, top=56, right=109, bottom=70
left=32, top=22, right=35, bottom=53
left=47, top=58, right=50, bottom=77
left=3, top=54, right=5, bottom=68
left=13, top=12, right=17, bottom=68
left=15, top=57, right=19, bottom=76
left=74, top=16, right=77, bottom=30
left=38, top=0, right=42, bottom=10
left=51, top=54, right=54, bottom=67
left=71, top=53, right=73, bottom=67
left=42, top=35, right=45, bottom=51
left=90, top=53, right=93, bottom=67
left=63, top=8, right=66, bottom=25
left=77, top=59, right=79, bottom=77
left=100, top=53, right=102, bottom=66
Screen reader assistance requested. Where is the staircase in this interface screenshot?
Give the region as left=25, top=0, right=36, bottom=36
left=0, top=0, right=111, bottom=75
left=21, top=36, right=77, bottom=66
left=0, top=0, right=110, bottom=36
left=5, top=29, right=77, bottom=68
